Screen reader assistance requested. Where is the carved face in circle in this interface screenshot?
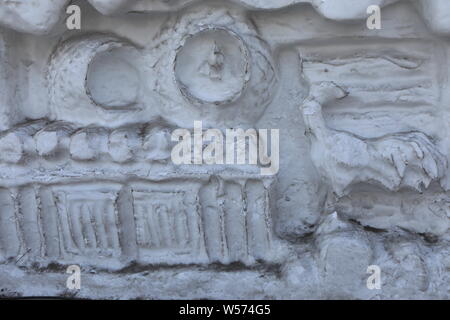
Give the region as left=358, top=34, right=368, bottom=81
left=174, top=28, right=250, bottom=105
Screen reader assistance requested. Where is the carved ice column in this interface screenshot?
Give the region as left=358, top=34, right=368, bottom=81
left=0, top=30, right=21, bottom=131
left=0, top=189, right=20, bottom=259
left=199, top=177, right=275, bottom=264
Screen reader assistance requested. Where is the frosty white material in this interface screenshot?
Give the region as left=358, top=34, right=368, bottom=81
left=174, top=28, right=250, bottom=105
left=301, top=82, right=447, bottom=197
left=0, top=0, right=448, bottom=300
left=2, top=0, right=450, bottom=36
left=145, top=6, right=278, bottom=128
left=47, top=35, right=148, bottom=127
left=0, top=0, right=69, bottom=35
left=86, top=50, right=140, bottom=108
left=413, top=0, right=450, bottom=35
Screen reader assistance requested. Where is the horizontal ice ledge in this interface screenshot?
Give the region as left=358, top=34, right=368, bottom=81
left=2, top=0, right=450, bottom=35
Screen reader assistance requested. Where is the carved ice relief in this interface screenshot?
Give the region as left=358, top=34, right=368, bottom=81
left=43, top=8, right=277, bottom=129
left=300, top=81, right=447, bottom=197
left=298, top=40, right=444, bottom=137
left=3, top=0, right=448, bottom=35
left=298, top=40, right=448, bottom=197
left=337, top=189, right=450, bottom=236
left=47, top=34, right=148, bottom=127
left=174, top=28, right=250, bottom=106
left=54, top=186, right=122, bottom=258
left=297, top=40, right=449, bottom=239
left=147, top=7, right=278, bottom=128
left=0, top=178, right=277, bottom=266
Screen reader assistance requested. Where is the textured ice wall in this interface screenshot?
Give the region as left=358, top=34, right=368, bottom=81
left=0, top=0, right=448, bottom=299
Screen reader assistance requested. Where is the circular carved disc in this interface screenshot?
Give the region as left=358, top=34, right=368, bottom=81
left=174, top=28, right=250, bottom=105
left=86, top=50, right=140, bottom=109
